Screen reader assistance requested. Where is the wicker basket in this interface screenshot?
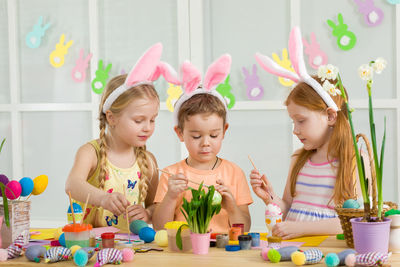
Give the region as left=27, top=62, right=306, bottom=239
left=335, top=133, right=398, bottom=248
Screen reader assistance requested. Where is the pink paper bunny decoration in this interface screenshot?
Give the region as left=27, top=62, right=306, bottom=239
left=242, top=64, right=264, bottom=100
left=71, top=48, right=93, bottom=82
left=172, top=54, right=232, bottom=125
left=102, top=43, right=179, bottom=114
left=303, top=32, right=328, bottom=69
left=354, top=0, right=384, bottom=27
left=255, top=26, right=339, bottom=111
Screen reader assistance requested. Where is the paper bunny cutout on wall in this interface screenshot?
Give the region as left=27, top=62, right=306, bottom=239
left=49, top=34, right=74, bottom=68
left=271, top=48, right=296, bottom=87
left=255, top=26, right=339, bottom=111
left=71, top=49, right=93, bottom=83
left=166, top=83, right=183, bottom=112
left=25, top=16, right=51, bottom=48
left=102, top=43, right=179, bottom=114
left=327, top=13, right=357, bottom=51
left=242, top=64, right=264, bottom=100
left=303, top=32, right=328, bottom=69
left=172, top=54, right=232, bottom=125
left=354, top=0, right=384, bottom=27
left=92, top=60, right=112, bottom=94
left=216, top=74, right=236, bottom=109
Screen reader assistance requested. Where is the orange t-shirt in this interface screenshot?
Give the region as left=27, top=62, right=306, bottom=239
left=154, top=159, right=253, bottom=233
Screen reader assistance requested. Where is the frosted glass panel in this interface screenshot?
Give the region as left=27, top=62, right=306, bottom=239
left=352, top=109, right=397, bottom=203
left=22, top=111, right=92, bottom=222
left=0, top=0, right=10, bottom=104
left=18, top=0, right=91, bottom=103
left=219, top=110, right=293, bottom=231
left=204, top=0, right=291, bottom=101
left=301, top=0, right=396, bottom=99
left=0, top=113, right=12, bottom=178
left=99, top=0, right=178, bottom=101
left=147, top=111, right=181, bottom=169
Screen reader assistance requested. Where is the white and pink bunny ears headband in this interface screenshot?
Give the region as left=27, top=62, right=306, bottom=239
left=255, top=26, right=339, bottom=111
left=172, top=54, right=232, bottom=125
left=102, top=43, right=179, bottom=114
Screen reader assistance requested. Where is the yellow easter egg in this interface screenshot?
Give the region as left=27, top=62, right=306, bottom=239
left=70, top=245, right=81, bottom=256
left=32, top=174, right=48, bottom=195
left=154, top=230, right=168, bottom=247
left=53, top=227, right=63, bottom=240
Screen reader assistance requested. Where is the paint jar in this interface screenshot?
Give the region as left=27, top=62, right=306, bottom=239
left=62, top=223, right=93, bottom=248
left=164, top=221, right=191, bottom=252
left=101, top=232, right=115, bottom=248
left=229, top=227, right=241, bottom=241
left=232, top=223, right=244, bottom=235
left=248, top=232, right=260, bottom=247
left=238, top=235, right=252, bottom=250
left=267, top=236, right=282, bottom=249
left=89, top=230, right=96, bottom=247
left=216, top=234, right=229, bottom=248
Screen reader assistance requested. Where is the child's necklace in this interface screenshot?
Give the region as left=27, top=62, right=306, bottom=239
left=185, top=157, right=219, bottom=170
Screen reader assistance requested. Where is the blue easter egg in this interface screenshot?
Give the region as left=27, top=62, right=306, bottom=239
left=73, top=249, right=88, bottom=267
left=19, top=177, right=34, bottom=197
left=342, top=199, right=360, bottom=209
left=25, top=245, right=46, bottom=262
left=67, top=203, right=83, bottom=213
left=130, top=220, right=148, bottom=234
left=139, top=227, right=155, bottom=243
left=59, top=233, right=66, bottom=247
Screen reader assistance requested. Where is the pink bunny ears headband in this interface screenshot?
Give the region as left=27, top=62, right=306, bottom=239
left=255, top=26, right=339, bottom=111
left=172, top=54, right=232, bottom=125
left=102, top=43, right=179, bottom=114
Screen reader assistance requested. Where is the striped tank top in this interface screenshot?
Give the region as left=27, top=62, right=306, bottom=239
left=286, top=159, right=338, bottom=221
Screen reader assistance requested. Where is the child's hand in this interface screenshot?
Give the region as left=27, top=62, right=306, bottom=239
left=249, top=169, right=274, bottom=202
left=100, top=192, right=130, bottom=216
left=166, top=173, right=188, bottom=200
left=215, top=179, right=236, bottom=212
left=272, top=221, right=303, bottom=240
left=126, top=204, right=150, bottom=223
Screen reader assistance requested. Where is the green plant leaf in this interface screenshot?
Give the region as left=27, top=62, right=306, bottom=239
left=0, top=138, right=5, bottom=153
left=176, top=223, right=189, bottom=250
left=0, top=183, right=10, bottom=227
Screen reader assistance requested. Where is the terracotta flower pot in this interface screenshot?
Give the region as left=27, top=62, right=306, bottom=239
left=190, top=232, right=210, bottom=255
left=350, top=217, right=391, bottom=254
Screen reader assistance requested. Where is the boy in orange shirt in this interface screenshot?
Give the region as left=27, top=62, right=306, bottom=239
left=152, top=55, right=253, bottom=232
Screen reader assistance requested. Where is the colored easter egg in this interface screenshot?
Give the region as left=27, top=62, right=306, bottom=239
left=25, top=245, right=46, bottom=262
left=19, top=177, right=34, bottom=197
left=139, top=227, right=155, bottom=243
left=67, top=203, right=83, bottom=224
left=5, top=180, right=22, bottom=200
left=130, top=220, right=148, bottom=234
left=212, top=191, right=222, bottom=205
left=59, top=233, right=66, bottom=247
left=154, top=230, right=168, bottom=247
left=32, top=174, right=48, bottom=195
left=0, top=174, right=9, bottom=196
left=343, top=199, right=360, bottom=209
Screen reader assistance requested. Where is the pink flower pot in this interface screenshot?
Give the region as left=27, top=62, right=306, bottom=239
left=350, top=217, right=391, bottom=254
left=190, top=232, right=210, bottom=255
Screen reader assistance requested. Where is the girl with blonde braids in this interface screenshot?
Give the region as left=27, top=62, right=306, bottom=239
left=65, top=43, right=179, bottom=229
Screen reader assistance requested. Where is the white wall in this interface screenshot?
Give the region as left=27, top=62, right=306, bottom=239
left=0, top=0, right=398, bottom=231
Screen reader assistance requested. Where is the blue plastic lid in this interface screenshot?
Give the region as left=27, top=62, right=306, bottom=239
left=225, top=245, right=241, bottom=251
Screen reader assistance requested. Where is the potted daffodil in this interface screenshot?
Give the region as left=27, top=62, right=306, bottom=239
left=318, top=58, right=392, bottom=253
left=176, top=183, right=221, bottom=255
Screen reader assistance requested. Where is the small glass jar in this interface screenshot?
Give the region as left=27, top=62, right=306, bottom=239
left=216, top=234, right=229, bottom=248
left=267, top=236, right=282, bottom=249
left=101, top=232, right=115, bottom=248
left=248, top=232, right=260, bottom=247
left=232, top=223, right=244, bottom=235
left=229, top=227, right=241, bottom=241
left=238, top=235, right=252, bottom=250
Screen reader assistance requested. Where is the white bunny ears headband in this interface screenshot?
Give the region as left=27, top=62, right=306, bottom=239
left=102, top=43, right=179, bottom=114
left=255, top=26, right=339, bottom=111
left=172, top=54, right=232, bottom=125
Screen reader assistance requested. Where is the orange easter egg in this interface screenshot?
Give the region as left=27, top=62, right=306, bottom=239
left=32, top=174, right=48, bottom=195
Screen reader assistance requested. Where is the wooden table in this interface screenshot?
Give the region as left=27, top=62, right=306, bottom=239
left=1, top=236, right=399, bottom=266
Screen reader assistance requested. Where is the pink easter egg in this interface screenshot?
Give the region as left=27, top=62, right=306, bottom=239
left=5, top=180, right=22, bottom=200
